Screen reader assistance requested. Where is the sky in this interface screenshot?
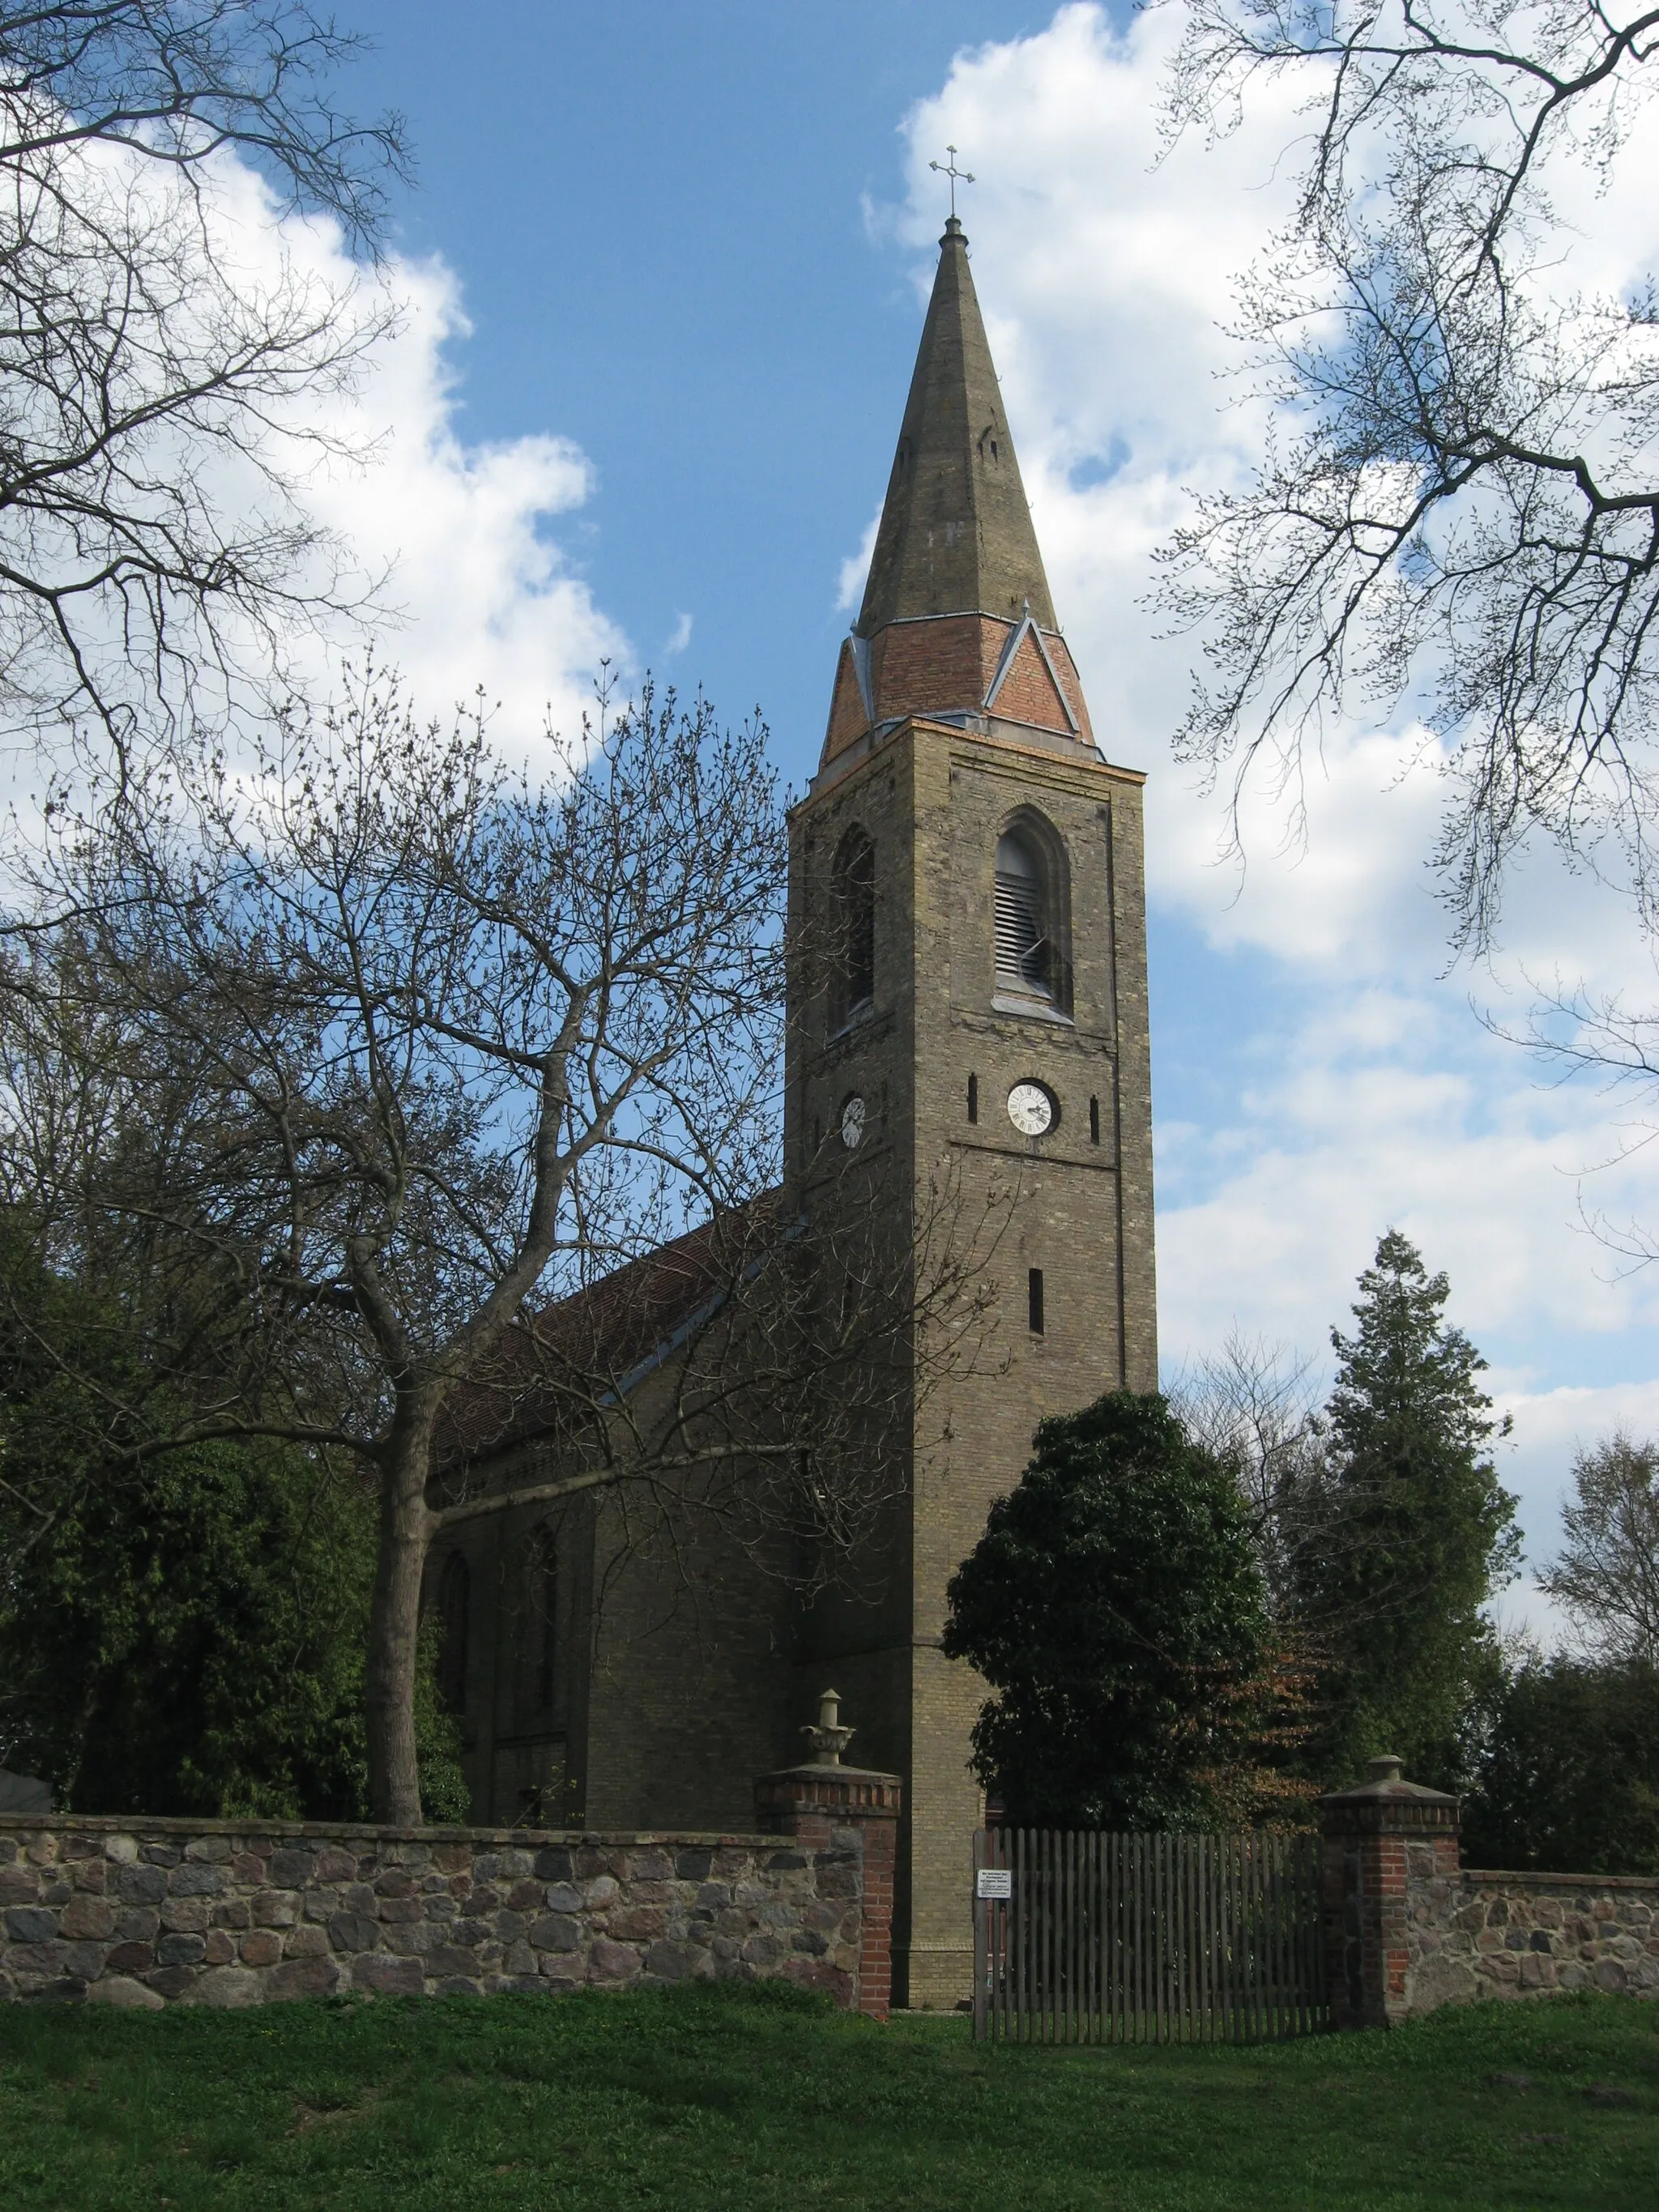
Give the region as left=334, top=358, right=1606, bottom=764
left=203, top=0, right=1659, bottom=1634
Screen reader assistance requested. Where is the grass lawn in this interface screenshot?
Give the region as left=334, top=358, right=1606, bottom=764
left=0, top=1984, right=1654, bottom=2210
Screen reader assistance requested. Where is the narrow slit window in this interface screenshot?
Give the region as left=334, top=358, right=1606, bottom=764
left=1028, top=1267, right=1045, bottom=1336
left=1090, top=1094, right=1100, bottom=1145
left=967, top=1072, right=979, bottom=1123
left=995, top=831, right=1052, bottom=999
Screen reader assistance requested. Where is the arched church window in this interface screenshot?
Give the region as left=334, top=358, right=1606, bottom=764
left=995, top=828, right=1056, bottom=1000
left=437, top=1550, right=470, bottom=1719
left=832, top=826, right=876, bottom=1025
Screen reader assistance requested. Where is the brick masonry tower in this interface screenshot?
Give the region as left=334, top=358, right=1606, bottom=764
left=785, top=216, right=1158, bottom=2009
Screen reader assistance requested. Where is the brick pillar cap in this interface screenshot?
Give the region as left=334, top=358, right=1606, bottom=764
left=1318, top=1755, right=1458, bottom=1809
left=758, top=1762, right=902, bottom=1789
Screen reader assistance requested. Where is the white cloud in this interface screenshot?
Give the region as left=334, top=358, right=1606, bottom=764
left=837, top=505, right=881, bottom=615
left=887, top=5, right=1659, bottom=1578
left=98, top=141, right=632, bottom=774
left=284, top=238, right=628, bottom=769
left=665, top=612, right=694, bottom=657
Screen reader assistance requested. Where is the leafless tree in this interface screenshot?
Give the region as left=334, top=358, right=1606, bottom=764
left=0, top=670, right=999, bottom=1823
left=0, top=3, right=408, bottom=758
left=1161, top=1, right=1659, bottom=952
left=1540, top=1431, right=1659, bottom=1664
left=1168, top=1326, right=1324, bottom=1612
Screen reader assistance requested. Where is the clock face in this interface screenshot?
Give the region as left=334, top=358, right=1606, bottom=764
left=839, top=1094, right=867, bottom=1149
left=1007, top=1080, right=1056, bottom=1137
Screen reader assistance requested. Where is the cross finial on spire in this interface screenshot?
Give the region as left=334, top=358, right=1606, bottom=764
left=928, top=144, right=975, bottom=221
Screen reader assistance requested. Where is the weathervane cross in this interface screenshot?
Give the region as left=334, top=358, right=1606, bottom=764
left=929, top=144, right=975, bottom=220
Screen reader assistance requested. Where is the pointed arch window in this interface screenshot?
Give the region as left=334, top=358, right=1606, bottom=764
left=832, top=825, right=876, bottom=1026
left=437, top=1550, right=470, bottom=1719
left=995, top=829, right=1051, bottom=999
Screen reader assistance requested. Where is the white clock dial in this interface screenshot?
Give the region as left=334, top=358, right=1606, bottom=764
left=839, top=1094, right=867, bottom=1149
left=1006, top=1080, right=1055, bottom=1137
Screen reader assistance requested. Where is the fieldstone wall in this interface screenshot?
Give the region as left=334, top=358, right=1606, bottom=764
left=1409, top=1865, right=1659, bottom=2010
left=1321, top=1759, right=1659, bottom=2028
left=0, top=1814, right=866, bottom=2012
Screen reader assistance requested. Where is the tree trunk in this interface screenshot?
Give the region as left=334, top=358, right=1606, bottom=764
left=365, top=1406, right=437, bottom=1826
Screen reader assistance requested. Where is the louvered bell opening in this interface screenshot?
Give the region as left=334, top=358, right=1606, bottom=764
left=995, top=833, right=1051, bottom=997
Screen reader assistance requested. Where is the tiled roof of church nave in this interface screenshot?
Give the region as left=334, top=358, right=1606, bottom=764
left=433, top=1198, right=783, bottom=1474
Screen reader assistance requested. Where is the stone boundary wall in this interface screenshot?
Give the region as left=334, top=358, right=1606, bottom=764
left=1321, top=1762, right=1659, bottom=2028
left=1408, top=1862, right=1659, bottom=2012
left=0, top=1814, right=867, bottom=2013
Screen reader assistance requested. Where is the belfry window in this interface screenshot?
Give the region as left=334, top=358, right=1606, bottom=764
left=995, top=829, right=1052, bottom=999
left=833, top=826, right=876, bottom=1024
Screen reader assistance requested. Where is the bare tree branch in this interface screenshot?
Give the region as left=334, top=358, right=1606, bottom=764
left=1160, top=0, right=1659, bottom=951
left=0, top=3, right=409, bottom=757
left=1541, top=1430, right=1659, bottom=1663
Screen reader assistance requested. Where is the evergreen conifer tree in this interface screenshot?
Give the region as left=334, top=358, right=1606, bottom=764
left=1295, top=1231, right=1520, bottom=1787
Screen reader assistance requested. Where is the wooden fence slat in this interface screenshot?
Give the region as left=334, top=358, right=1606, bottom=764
left=1124, top=1832, right=1135, bottom=2045
left=1059, top=1829, right=1067, bottom=2045
left=1111, top=1831, right=1122, bottom=2046
left=1282, top=1831, right=1300, bottom=2035
left=1256, top=1831, right=1273, bottom=2035
left=1034, top=1828, right=1043, bottom=2044
left=1052, top=1822, right=1066, bottom=2044
left=1073, top=1827, right=1084, bottom=2044
left=1213, top=1836, right=1226, bottom=2042
left=1225, top=1835, right=1239, bottom=2040
left=1170, top=1834, right=1182, bottom=2044
left=1079, top=1822, right=1092, bottom=2044
left=1146, top=1831, right=1158, bottom=2048
left=1091, top=1829, right=1102, bottom=2044
left=1014, top=1827, right=1025, bottom=2043
left=1183, top=1832, right=1196, bottom=2044
left=972, top=1828, right=986, bottom=2042
left=1043, top=1828, right=1055, bottom=2047
left=1082, top=1830, right=1093, bottom=2043
left=1119, top=1822, right=1132, bottom=2044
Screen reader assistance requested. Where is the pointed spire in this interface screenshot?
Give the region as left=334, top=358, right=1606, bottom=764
left=855, top=220, right=1056, bottom=637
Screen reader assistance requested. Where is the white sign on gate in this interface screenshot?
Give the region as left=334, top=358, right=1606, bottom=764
left=975, top=1868, right=1013, bottom=1899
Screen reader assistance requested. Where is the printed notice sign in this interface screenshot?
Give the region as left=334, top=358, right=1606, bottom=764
left=975, top=1868, right=1013, bottom=1900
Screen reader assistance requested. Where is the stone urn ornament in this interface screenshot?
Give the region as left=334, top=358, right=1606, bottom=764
left=801, top=1688, right=856, bottom=1768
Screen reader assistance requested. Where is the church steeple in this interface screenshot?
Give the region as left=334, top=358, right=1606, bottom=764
left=857, top=218, right=1056, bottom=636
left=821, top=221, right=1091, bottom=769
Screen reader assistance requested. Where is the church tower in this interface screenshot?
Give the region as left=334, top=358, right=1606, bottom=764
left=786, top=215, right=1158, bottom=2009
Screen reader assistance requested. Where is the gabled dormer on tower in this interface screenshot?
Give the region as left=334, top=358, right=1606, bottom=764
left=822, top=217, right=1094, bottom=768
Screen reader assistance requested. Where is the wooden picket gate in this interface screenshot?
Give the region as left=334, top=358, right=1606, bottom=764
left=971, top=1828, right=1327, bottom=2044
